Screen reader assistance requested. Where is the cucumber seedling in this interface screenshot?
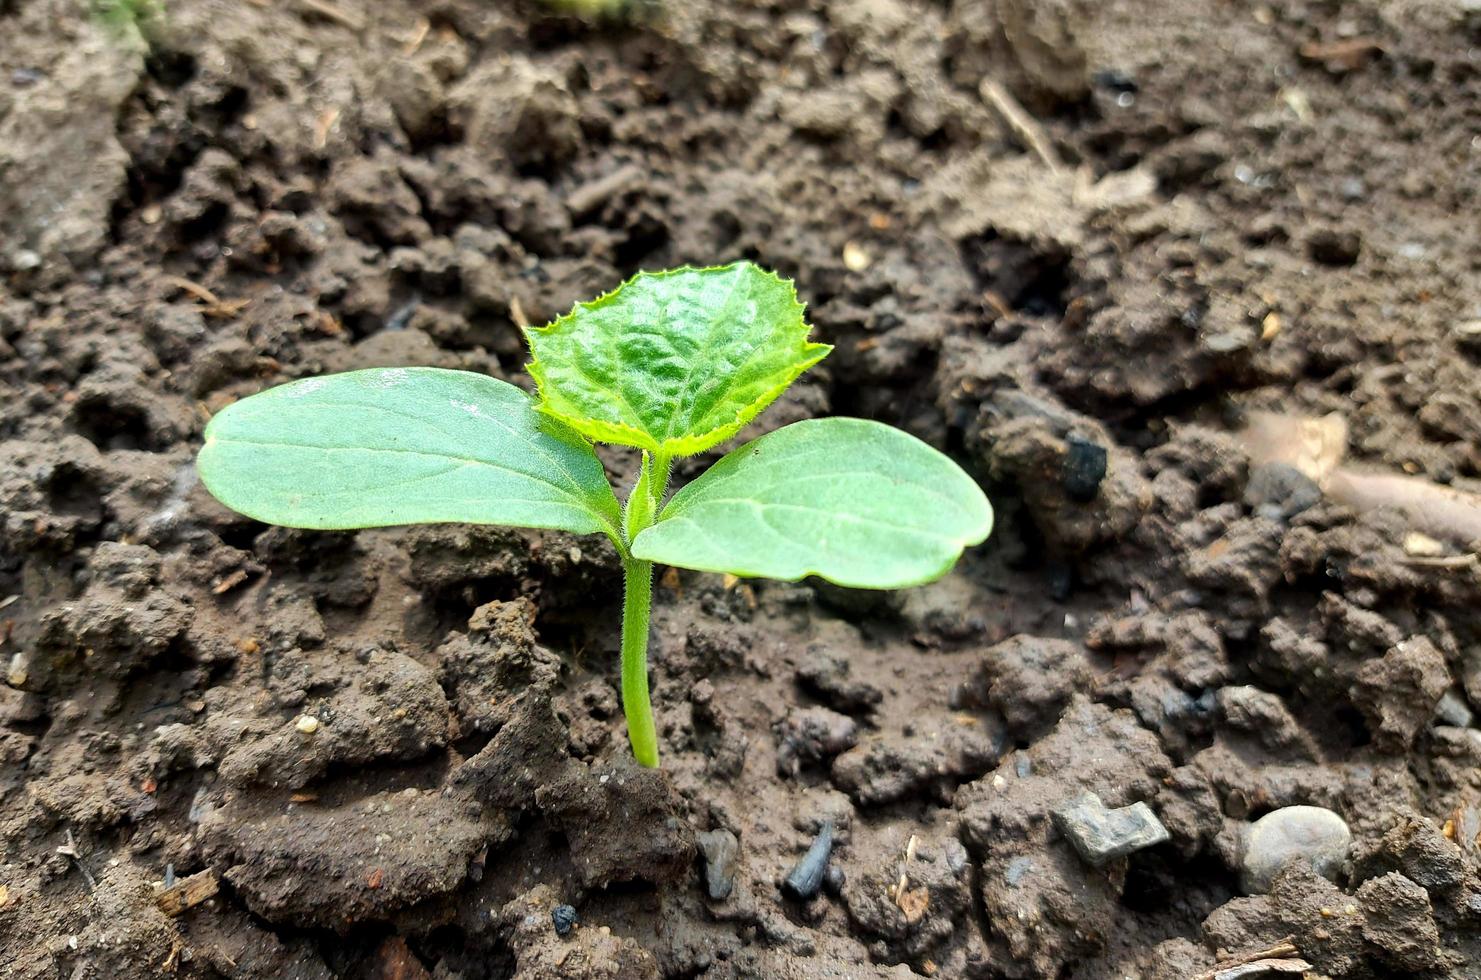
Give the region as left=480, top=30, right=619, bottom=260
left=198, top=262, right=993, bottom=767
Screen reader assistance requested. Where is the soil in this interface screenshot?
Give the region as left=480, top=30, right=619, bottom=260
left=2, top=0, right=1480, bottom=977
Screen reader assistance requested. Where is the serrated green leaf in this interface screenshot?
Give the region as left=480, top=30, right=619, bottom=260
left=524, top=262, right=831, bottom=456
left=198, top=368, right=621, bottom=540
left=630, top=418, right=992, bottom=589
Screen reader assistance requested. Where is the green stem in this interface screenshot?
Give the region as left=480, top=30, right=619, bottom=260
left=620, top=556, right=659, bottom=767
left=651, top=452, right=673, bottom=503
left=618, top=452, right=673, bottom=769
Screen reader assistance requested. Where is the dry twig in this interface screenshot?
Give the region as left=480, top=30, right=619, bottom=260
left=980, top=78, right=1062, bottom=172
left=1190, top=938, right=1307, bottom=980
left=155, top=870, right=219, bottom=917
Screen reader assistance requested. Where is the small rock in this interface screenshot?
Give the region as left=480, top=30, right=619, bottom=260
left=1063, top=436, right=1108, bottom=502
left=1455, top=320, right=1481, bottom=356
left=1402, top=531, right=1446, bottom=558
left=551, top=904, right=578, bottom=936
left=697, top=829, right=739, bottom=900
left=1051, top=790, right=1169, bottom=866
left=1244, top=463, right=1322, bottom=521
left=823, top=865, right=846, bottom=896
left=1434, top=689, right=1474, bottom=728
left=1241, top=805, right=1351, bottom=894
left=782, top=822, right=834, bottom=901
left=294, top=715, right=319, bottom=735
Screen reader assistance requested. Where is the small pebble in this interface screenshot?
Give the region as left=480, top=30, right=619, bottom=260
left=1051, top=791, right=1170, bottom=866
left=551, top=904, right=578, bottom=936
left=1092, top=68, right=1138, bottom=93
left=1403, top=531, right=1446, bottom=558
left=1062, top=435, right=1108, bottom=502
left=1245, top=463, right=1322, bottom=521
left=697, top=828, right=739, bottom=900
left=842, top=241, right=872, bottom=271
left=823, top=864, right=846, bottom=896
left=1241, top=805, right=1351, bottom=894
left=295, top=715, right=319, bottom=734
left=1435, top=690, right=1475, bottom=729
left=783, top=821, right=834, bottom=900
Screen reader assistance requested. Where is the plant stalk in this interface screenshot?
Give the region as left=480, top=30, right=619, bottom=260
left=618, top=452, right=672, bottom=768
left=619, top=556, right=659, bottom=767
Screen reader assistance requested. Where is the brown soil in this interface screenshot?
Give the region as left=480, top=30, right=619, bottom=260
left=3, top=0, right=1481, bottom=977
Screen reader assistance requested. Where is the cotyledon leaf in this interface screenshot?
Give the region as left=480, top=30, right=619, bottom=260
left=198, top=368, right=622, bottom=540
left=524, top=262, right=832, bottom=457
left=630, top=418, right=993, bottom=589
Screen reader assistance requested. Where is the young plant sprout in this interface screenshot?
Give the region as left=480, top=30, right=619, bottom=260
left=198, top=262, right=993, bottom=767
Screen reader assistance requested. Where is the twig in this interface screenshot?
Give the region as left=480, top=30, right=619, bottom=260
left=163, top=276, right=221, bottom=307
left=1239, top=410, right=1481, bottom=547
left=297, top=0, right=363, bottom=30
left=314, top=107, right=341, bottom=150
left=155, top=869, right=220, bottom=917
left=401, top=17, right=430, bottom=56
left=980, top=78, right=1062, bottom=173
left=1190, top=938, right=1301, bottom=980
left=57, top=830, right=98, bottom=891
left=212, top=569, right=250, bottom=595
left=1327, top=469, right=1481, bottom=546
left=508, top=295, right=531, bottom=329
left=163, top=276, right=250, bottom=319
left=1399, top=553, right=1478, bottom=570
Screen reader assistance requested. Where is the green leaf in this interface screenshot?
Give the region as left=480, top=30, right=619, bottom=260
left=524, top=262, right=831, bottom=456
left=198, top=368, right=622, bottom=540
left=622, top=452, right=656, bottom=545
left=630, top=418, right=992, bottom=589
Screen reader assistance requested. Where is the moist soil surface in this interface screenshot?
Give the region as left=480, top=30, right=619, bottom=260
left=3, top=1, right=1481, bottom=977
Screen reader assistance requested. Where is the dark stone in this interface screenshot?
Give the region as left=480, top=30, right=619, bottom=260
left=551, top=904, right=578, bottom=936
left=1092, top=69, right=1138, bottom=93
left=697, top=828, right=739, bottom=900
left=1051, top=790, right=1169, bottom=866
left=782, top=822, right=834, bottom=900
left=1244, top=463, right=1321, bottom=521
left=1063, top=436, right=1108, bottom=502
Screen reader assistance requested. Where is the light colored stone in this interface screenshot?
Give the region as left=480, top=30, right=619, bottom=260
left=1241, top=805, right=1350, bottom=894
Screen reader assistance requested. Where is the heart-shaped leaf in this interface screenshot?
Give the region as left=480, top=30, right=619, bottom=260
left=198, top=368, right=621, bottom=540
left=524, top=262, right=831, bottom=457
left=630, top=418, right=992, bottom=588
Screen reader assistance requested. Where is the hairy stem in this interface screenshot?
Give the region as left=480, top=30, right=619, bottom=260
left=620, top=556, right=658, bottom=767
left=618, top=453, right=673, bottom=768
